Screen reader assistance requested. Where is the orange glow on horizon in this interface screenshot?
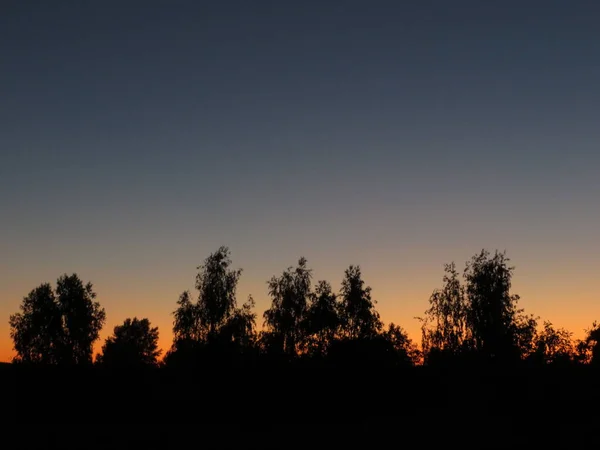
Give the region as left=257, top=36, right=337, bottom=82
left=0, top=280, right=594, bottom=363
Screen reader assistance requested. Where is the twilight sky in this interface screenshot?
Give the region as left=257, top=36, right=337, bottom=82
left=1, top=0, right=599, bottom=361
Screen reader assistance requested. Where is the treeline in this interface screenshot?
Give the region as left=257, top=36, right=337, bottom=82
left=8, top=246, right=600, bottom=369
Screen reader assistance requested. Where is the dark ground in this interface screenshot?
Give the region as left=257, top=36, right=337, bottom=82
left=2, top=363, right=599, bottom=448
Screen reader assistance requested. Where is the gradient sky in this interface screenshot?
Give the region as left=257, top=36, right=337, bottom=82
left=1, top=0, right=599, bottom=361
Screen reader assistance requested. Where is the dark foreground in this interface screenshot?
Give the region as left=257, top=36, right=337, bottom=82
left=3, top=363, right=600, bottom=448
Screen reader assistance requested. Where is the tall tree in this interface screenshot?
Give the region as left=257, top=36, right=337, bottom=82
left=195, top=246, right=242, bottom=338
left=576, top=321, right=600, bottom=365
left=419, top=262, right=469, bottom=361
left=464, top=250, right=528, bottom=361
left=533, top=321, right=574, bottom=365
left=385, top=322, right=420, bottom=365
left=338, top=265, right=382, bottom=340
left=9, top=274, right=106, bottom=365
left=587, top=322, right=600, bottom=365
left=512, top=311, right=538, bottom=360
left=263, top=257, right=312, bottom=356
left=98, top=317, right=161, bottom=367
left=304, top=280, right=339, bottom=356
left=56, top=274, right=106, bottom=365
left=172, top=290, right=200, bottom=344
left=9, top=283, right=62, bottom=364
left=169, top=247, right=256, bottom=362
left=220, top=295, right=257, bottom=349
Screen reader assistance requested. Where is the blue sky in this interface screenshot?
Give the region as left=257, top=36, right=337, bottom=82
left=1, top=0, right=599, bottom=358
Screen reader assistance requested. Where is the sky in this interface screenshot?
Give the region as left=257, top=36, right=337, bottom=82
left=1, top=0, right=599, bottom=361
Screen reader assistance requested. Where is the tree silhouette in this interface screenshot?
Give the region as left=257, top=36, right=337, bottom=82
left=195, top=246, right=242, bottom=339
left=418, top=262, right=470, bottom=363
left=263, top=257, right=312, bottom=356
left=219, top=295, right=257, bottom=349
left=12, top=247, right=599, bottom=377
left=56, top=274, right=106, bottom=365
left=512, top=311, right=538, bottom=361
left=172, top=290, right=200, bottom=343
left=97, top=317, right=161, bottom=367
left=9, top=274, right=105, bottom=365
left=463, top=250, right=533, bottom=362
left=385, top=322, right=420, bottom=365
left=168, top=247, right=256, bottom=364
left=9, top=283, right=62, bottom=364
left=575, top=322, right=600, bottom=365
left=587, top=322, right=600, bottom=365
left=533, top=321, right=574, bottom=365
left=338, top=265, right=382, bottom=340
left=171, top=247, right=245, bottom=343
left=303, top=280, right=340, bottom=356
left=11, top=243, right=600, bottom=437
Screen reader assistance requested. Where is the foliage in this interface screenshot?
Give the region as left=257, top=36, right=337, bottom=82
left=98, top=317, right=161, bottom=367
left=385, top=322, right=420, bottom=365
left=575, top=321, right=600, bottom=365
left=9, top=283, right=62, bottom=364
left=303, top=280, right=340, bottom=356
left=9, top=274, right=106, bottom=365
left=220, top=295, right=257, bottom=348
left=172, top=290, right=200, bottom=343
left=419, top=262, right=469, bottom=361
left=56, top=274, right=106, bottom=365
left=170, top=247, right=255, bottom=355
left=338, top=265, right=382, bottom=340
left=533, top=321, right=574, bottom=365
left=11, top=247, right=598, bottom=370
left=195, top=246, right=242, bottom=338
left=464, top=250, right=528, bottom=361
left=263, top=257, right=312, bottom=356
left=511, top=311, right=538, bottom=360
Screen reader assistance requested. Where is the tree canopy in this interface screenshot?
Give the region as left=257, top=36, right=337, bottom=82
left=338, top=265, right=382, bottom=340
left=9, top=274, right=106, bottom=365
left=98, top=317, right=161, bottom=367
left=7, top=248, right=595, bottom=370
left=263, top=257, right=312, bottom=356
left=167, top=246, right=256, bottom=365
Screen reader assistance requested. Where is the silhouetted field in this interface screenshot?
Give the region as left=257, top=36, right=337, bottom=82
left=3, top=364, right=599, bottom=448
